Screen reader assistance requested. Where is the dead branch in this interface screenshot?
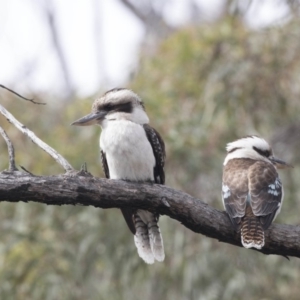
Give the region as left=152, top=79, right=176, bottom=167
left=0, top=104, right=74, bottom=172
left=0, top=84, right=45, bottom=105
left=0, top=126, right=17, bottom=171
left=0, top=171, right=299, bottom=258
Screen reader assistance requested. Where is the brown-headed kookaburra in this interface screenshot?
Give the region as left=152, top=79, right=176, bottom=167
left=222, top=136, right=291, bottom=249
left=72, top=88, right=165, bottom=264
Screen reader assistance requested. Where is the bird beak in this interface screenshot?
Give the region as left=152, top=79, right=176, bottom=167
left=269, top=156, right=293, bottom=169
left=71, top=111, right=107, bottom=126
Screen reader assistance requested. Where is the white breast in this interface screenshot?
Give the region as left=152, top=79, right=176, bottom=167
left=100, top=120, right=155, bottom=181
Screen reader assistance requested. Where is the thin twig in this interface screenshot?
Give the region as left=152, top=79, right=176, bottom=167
left=0, top=126, right=17, bottom=171
left=20, top=166, right=34, bottom=175
left=0, top=104, right=74, bottom=172
left=0, top=84, right=46, bottom=105
left=81, top=162, right=87, bottom=172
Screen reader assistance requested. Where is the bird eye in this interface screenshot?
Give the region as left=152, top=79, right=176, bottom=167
left=100, top=103, right=113, bottom=111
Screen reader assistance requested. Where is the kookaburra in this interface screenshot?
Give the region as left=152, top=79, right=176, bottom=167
left=222, top=136, right=291, bottom=249
left=72, top=88, right=165, bottom=264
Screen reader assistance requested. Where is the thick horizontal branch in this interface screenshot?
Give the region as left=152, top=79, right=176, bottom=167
left=0, top=171, right=299, bottom=258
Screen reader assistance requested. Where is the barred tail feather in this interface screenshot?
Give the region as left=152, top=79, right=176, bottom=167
left=148, top=219, right=165, bottom=262
left=133, top=214, right=154, bottom=264
left=241, top=206, right=264, bottom=249
left=134, top=210, right=165, bottom=263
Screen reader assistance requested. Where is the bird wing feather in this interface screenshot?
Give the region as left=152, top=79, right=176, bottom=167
left=100, top=150, right=110, bottom=178
left=222, top=159, right=254, bottom=229
left=248, top=161, right=283, bottom=230
left=143, top=124, right=166, bottom=184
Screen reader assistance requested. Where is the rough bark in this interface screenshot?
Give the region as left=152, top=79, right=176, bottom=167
left=0, top=170, right=299, bottom=258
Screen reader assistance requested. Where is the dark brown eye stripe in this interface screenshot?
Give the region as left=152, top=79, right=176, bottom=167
left=98, top=102, right=133, bottom=113
left=253, top=146, right=270, bottom=157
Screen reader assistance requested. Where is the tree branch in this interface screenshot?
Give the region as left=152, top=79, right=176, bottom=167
left=0, top=104, right=74, bottom=172
left=0, top=171, right=299, bottom=258
left=119, top=0, right=174, bottom=38
left=0, top=126, right=17, bottom=171
left=0, top=84, right=45, bottom=105
left=41, top=0, right=75, bottom=100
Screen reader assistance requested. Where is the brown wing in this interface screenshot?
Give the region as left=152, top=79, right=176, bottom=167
left=100, top=150, right=110, bottom=178
left=248, top=161, right=283, bottom=230
left=143, top=124, right=166, bottom=184
left=222, top=159, right=257, bottom=230
left=101, top=149, right=136, bottom=234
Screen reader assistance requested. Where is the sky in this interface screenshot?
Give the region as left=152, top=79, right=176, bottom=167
left=0, top=0, right=291, bottom=98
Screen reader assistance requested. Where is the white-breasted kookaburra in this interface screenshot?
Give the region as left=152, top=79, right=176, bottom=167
left=222, top=136, right=291, bottom=249
left=72, top=88, right=165, bottom=264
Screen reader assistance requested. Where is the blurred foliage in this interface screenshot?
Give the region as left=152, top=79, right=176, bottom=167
left=1, top=14, right=300, bottom=300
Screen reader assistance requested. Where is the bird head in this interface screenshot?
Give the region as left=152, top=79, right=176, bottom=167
left=224, top=135, right=292, bottom=169
left=71, top=88, right=149, bottom=127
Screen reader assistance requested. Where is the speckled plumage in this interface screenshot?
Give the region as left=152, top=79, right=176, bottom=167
left=222, top=136, right=285, bottom=249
